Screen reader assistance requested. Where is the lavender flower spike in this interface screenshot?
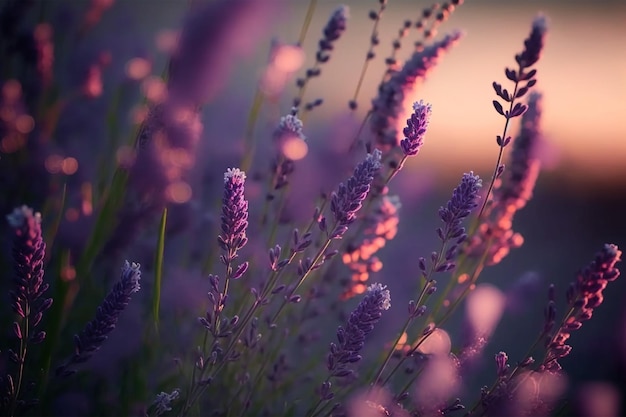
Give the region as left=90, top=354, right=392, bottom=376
left=516, top=14, right=548, bottom=70
left=274, top=114, right=306, bottom=143
left=327, top=283, right=391, bottom=378
left=56, top=261, right=141, bottom=377
left=542, top=244, right=621, bottom=372
left=330, top=149, right=382, bottom=239
left=7, top=206, right=53, bottom=341
left=437, top=172, right=482, bottom=262
left=147, top=389, right=181, bottom=417
left=318, top=5, right=349, bottom=57
left=218, top=168, right=249, bottom=270
left=400, top=100, right=432, bottom=156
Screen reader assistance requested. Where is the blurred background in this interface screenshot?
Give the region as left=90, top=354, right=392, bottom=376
left=2, top=0, right=626, bottom=414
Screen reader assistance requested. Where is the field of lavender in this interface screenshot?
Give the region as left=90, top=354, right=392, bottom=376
left=1, top=0, right=625, bottom=416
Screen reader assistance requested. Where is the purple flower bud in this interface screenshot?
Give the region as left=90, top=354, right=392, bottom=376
left=400, top=100, right=432, bottom=156
left=7, top=206, right=52, bottom=347
left=219, top=168, right=249, bottom=266
left=330, top=150, right=382, bottom=238
left=495, top=351, right=509, bottom=377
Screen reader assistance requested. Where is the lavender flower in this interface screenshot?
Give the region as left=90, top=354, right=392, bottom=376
left=491, top=14, right=547, bottom=125
left=268, top=113, right=306, bottom=191
left=330, top=149, right=382, bottom=239
left=218, top=168, right=249, bottom=273
left=516, top=15, right=548, bottom=70
left=327, top=283, right=391, bottom=378
left=495, top=91, right=542, bottom=213
left=56, top=261, right=141, bottom=377
left=317, top=5, right=349, bottom=61
left=147, top=389, right=180, bottom=417
left=294, top=5, right=349, bottom=109
left=370, top=31, right=462, bottom=151
left=274, top=114, right=306, bottom=144
left=466, top=92, right=543, bottom=266
left=342, top=195, right=401, bottom=299
left=435, top=172, right=482, bottom=267
left=168, top=0, right=275, bottom=106
left=542, top=244, right=621, bottom=372
left=3, top=206, right=52, bottom=415
left=7, top=206, right=52, bottom=342
left=400, top=100, right=432, bottom=157
left=439, top=172, right=483, bottom=238
left=495, top=351, right=509, bottom=378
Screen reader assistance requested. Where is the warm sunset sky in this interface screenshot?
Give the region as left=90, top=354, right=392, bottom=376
left=275, top=1, right=626, bottom=187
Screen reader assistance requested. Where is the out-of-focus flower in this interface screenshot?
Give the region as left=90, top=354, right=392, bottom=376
left=259, top=40, right=305, bottom=98
left=7, top=205, right=53, bottom=343
left=168, top=0, right=276, bottom=107
left=342, top=195, right=400, bottom=299
left=371, top=31, right=462, bottom=152
left=56, top=261, right=141, bottom=377
left=466, top=93, right=543, bottom=266
left=542, top=244, right=621, bottom=372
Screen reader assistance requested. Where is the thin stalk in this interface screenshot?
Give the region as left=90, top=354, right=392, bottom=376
left=9, top=314, right=29, bottom=417
left=350, top=3, right=386, bottom=106
left=370, top=277, right=435, bottom=387
left=477, top=78, right=521, bottom=219
left=348, top=110, right=372, bottom=153
left=297, top=0, right=318, bottom=46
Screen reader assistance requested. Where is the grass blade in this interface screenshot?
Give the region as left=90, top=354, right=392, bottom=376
left=153, top=207, right=167, bottom=332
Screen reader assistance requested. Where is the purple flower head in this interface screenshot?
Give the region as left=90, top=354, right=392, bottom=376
left=516, top=14, right=548, bottom=70
left=56, top=261, right=141, bottom=377
left=7, top=206, right=52, bottom=342
left=274, top=114, right=306, bottom=144
left=543, top=244, right=621, bottom=372
left=495, top=351, right=509, bottom=378
left=330, top=150, right=382, bottom=239
left=371, top=31, right=462, bottom=151
left=149, top=389, right=181, bottom=416
left=327, top=283, right=390, bottom=378
left=492, top=15, right=547, bottom=122
left=438, top=172, right=482, bottom=247
left=218, top=168, right=249, bottom=264
left=400, top=100, right=432, bottom=156
left=320, top=5, right=349, bottom=52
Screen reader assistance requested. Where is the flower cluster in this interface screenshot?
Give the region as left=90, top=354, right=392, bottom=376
left=0, top=4, right=621, bottom=417
left=466, top=92, right=543, bottom=266
left=400, top=100, right=432, bottom=157
left=7, top=206, right=53, bottom=345
left=542, top=244, right=621, bottom=372
left=330, top=149, right=382, bottom=239
left=370, top=31, right=461, bottom=152
left=327, top=283, right=391, bottom=379
left=56, top=261, right=141, bottom=377
left=219, top=168, right=249, bottom=271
